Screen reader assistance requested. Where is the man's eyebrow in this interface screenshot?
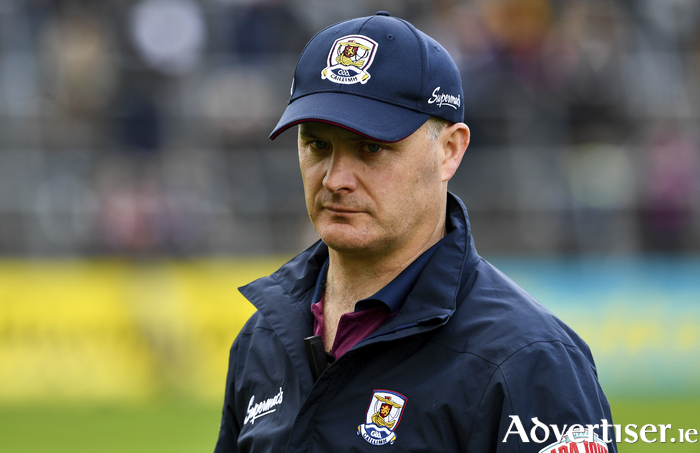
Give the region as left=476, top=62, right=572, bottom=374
left=299, top=125, right=369, bottom=142
left=298, top=127, right=324, bottom=140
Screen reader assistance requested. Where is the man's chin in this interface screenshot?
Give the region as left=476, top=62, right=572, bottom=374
left=318, top=227, right=379, bottom=255
left=321, top=237, right=371, bottom=254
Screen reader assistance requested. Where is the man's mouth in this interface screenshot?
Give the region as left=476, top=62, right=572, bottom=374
left=323, top=204, right=362, bottom=214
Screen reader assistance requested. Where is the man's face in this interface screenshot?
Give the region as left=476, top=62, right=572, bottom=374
left=298, top=121, right=446, bottom=258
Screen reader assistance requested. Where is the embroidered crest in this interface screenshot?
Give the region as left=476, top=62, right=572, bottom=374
left=321, top=35, right=378, bottom=85
left=357, top=389, right=407, bottom=446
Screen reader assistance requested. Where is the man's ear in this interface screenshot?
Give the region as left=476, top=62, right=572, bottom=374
left=440, top=123, right=470, bottom=182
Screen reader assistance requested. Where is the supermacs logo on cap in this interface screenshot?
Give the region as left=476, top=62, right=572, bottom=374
left=321, top=35, right=378, bottom=85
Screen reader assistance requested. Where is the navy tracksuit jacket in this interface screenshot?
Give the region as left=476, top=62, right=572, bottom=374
left=215, top=193, right=617, bottom=452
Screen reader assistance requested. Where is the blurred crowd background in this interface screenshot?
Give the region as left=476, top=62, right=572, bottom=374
left=1, top=0, right=699, bottom=258
left=1, top=2, right=700, bottom=450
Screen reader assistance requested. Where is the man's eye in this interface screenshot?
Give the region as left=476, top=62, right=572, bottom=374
left=310, top=141, right=329, bottom=150
left=364, top=144, right=382, bottom=153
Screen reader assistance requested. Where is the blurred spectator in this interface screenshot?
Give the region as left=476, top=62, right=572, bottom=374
left=94, top=147, right=217, bottom=256
left=639, top=124, right=699, bottom=251
left=563, top=142, right=637, bottom=253
left=36, top=8, right=118, bottom=149
left=456, top=0, right=572, bottom=148
left=223, top=0, right=314, bottom=62
left=95, top=156, right=160, bottom=255
left=128, top=0, right=207, bottom=76
left=557, top=1, right=630, bottom=146
left=38, top=9, right=118, bottom=115
left=114, top=83, right=163, bottom=154
left=482, top=0, right=552, bottom=55
left=197, top=66, right=277, bottom=144
left=224, top=0, right=311, bottom=60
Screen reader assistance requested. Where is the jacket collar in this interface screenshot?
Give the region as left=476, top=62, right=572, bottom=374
left=363, top=192, right=480, bottom=341
left=238, top=192, right=480, bottom=389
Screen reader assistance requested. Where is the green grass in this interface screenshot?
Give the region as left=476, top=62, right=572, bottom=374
left=0, top=399, right=221, bottom=453
left=1, top=397, right=699, bottom=452
left=610, top=397, right=700, bottom=451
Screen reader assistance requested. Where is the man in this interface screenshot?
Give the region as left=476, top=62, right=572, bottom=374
left=215, top=12, right=616, bottom=453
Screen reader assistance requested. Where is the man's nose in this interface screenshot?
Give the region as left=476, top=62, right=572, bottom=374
left=322, top=149, right=357, bottom=193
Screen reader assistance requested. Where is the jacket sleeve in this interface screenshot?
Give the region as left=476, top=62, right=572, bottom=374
left=470, top=340, right=617, bottom=453
left=214, top=338, right=242, bottom=453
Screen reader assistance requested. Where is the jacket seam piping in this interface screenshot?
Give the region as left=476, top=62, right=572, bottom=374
left=498, top=365, right=523, bottom=453
left=430, top=338, right=582, bottom=367
left=428, top=340, right=501, bottom=366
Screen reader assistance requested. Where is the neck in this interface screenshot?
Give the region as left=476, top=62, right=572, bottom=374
left=324, top=216, right=447, bottom=313
left=319, top=211, right=447, bottom=353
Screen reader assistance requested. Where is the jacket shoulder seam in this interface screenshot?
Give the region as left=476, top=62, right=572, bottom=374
left=431, top=337, right=585, bottom=367
left=429, top=340, right=502, bottom=366
left=498, top=339, right=588, bottom=368
left=496, top=365, right=523, bottom=453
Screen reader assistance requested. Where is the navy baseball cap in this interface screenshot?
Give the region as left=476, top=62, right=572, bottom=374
left=269, top=12, right=464, bottom=142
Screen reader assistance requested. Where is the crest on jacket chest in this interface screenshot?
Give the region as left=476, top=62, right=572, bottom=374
left=357, top=389, right=407, bottom=446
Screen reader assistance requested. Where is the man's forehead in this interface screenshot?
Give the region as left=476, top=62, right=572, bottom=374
left=298, top=120, right=427, bottom=143
left=298, top=121, right=373, bottom=141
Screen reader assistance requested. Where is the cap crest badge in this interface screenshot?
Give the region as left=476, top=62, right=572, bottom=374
left=322, top=35, right=378, bottom=85
left=357, top=389, right=407, bottom=446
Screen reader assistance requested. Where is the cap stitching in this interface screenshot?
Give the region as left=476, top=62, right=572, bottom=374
left=396, top=17, right=426, bottom=112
